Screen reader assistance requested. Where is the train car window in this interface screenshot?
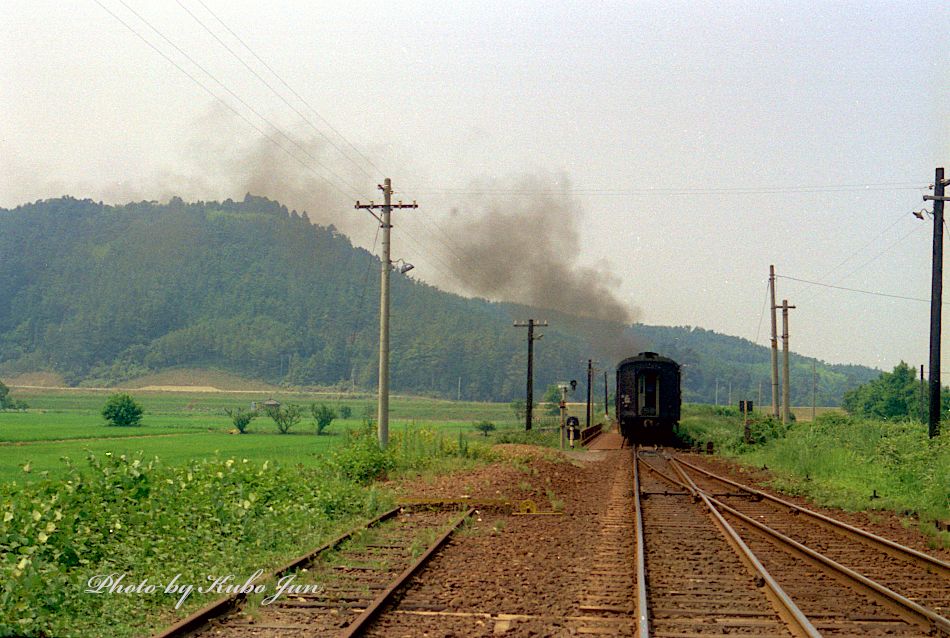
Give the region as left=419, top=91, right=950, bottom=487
left=638, top=372, right=659, bottom=416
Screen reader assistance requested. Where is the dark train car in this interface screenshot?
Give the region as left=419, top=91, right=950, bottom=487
left=616, top=352, right=681, bottom=442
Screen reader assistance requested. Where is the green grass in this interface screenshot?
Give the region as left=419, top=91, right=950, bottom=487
left=9, top=386, right=519, bottom=421
left=0, top=388, right=526, bottom=483
left=0, top=412, right=215, bottom=442
left=3, top=432, right=344, bottom=483
left=678, top=405, right=950, bottom=544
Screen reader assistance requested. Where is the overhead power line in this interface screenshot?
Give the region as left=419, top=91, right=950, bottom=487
left=777, top=275, right=939, bottom=304
left=192, top=0, right=387, bottom=180
left=410, top=182, right=928, bottom=195
left=170, top=2, right=487, bottom=291
left=797, top=222, right=927, bottom=306
left=94, top=0, right=360, bottom=201
left=178, top=0, right=380, bottom=183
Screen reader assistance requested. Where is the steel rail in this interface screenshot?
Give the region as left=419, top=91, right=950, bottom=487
left=705, top=493, right=950, bottom=636
left=648, top=453, right=950, bottom=635
left=632, top=448, right=650, bottom=638
left=151, top=507, right=402, bottom=638
left=667, top=457, right=950, bottom=636
left=339, top=507, right=476, bottom=637
left=668, top=457, right=823, bottom=638
left=675, top=457, right=950, bottom=576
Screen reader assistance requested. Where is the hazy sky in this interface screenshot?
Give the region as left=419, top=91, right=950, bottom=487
left=2, top=1, right=948, bottom=371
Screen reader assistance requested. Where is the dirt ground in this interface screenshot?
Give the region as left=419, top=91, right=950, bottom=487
left=370, top=441, right=947, bottom=636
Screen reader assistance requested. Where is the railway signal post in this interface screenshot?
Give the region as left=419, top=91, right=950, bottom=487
left=924, top=166, right=947, bottom=438
left=355, top=179, right=418, bottom=448
left=514, top=319, right=547, bottom=430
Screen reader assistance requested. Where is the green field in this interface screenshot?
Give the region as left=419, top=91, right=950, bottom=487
left=0, top=387, right=528, bottom=482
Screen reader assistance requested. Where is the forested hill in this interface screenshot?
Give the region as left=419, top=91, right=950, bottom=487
left=0, top=196, right=877, bottom=403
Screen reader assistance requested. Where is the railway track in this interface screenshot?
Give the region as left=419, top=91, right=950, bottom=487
left=155, top=445, right=948, bottom=637
left=155, top=507, right=473, bottom=638
left=637, top=448, right=950, bottom=637
left=636, top=449, right=814, bottom=636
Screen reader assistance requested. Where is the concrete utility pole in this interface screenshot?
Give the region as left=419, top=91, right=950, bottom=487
left=781, top=299, right=796, bottom=425
left=586, top=359, right=593, bottom=429
left=924, top=167, right=947, bottom=438
left=513, top=319, right=547, bottom=430
left=769, top=265, right=780, bottom=418
left=355, top=179, right=418, bottom=448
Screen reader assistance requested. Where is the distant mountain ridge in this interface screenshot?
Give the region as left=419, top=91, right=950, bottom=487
left=0, top=195, right=878, bottom=403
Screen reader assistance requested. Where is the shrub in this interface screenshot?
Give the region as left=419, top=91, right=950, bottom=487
left=0, top=381, right=26, bottom=411
left=101, top=393, right=143, bottom=427
left=224, top=407, right=256, bottom=433
left=311, top=403, right=337, bottom=435
left=339, top=405, right=353, bottom=419
left=330, top=428, right=393, bottom=485
left=265, top=404, right=302, bottom=434
left=474, top=421, right=496, bottom=437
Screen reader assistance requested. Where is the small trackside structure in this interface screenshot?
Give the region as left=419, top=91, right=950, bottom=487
left=616, top=352, right=681, bottom=444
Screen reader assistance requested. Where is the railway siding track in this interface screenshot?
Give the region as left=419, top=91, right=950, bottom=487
left=672, top=456, right=950, bottom=634
left=159, top=507, right=473, bottom=638
left=639, top=450, right=949, bottom=636
left=636, top=449, right=809, bottom=636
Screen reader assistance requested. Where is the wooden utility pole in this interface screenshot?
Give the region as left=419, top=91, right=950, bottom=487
left=514, top=319, right=547, bottom=430
left=586, top=359, right=593, bottom=429
left=924, top=167, right=947, bottom=438
left=781, top=299, right=796, bottom=425
left=769, top=265, right=780, bottom=417
left=355, top=179, right=418, bottom=448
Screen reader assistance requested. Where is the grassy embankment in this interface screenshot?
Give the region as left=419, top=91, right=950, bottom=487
left=678, top=404, right=950, bottom=545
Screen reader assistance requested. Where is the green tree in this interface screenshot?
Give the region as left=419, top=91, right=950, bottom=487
left=102, top=393, right=143, bottom=427
left=474, top=420, right=496, bottom=437
left=310, top=403, right=337, bottom=435
left=842, top=362, right=922, bottom=420
left=224, top=407, right=256, bottom=434
left=339, top=405, right=352, bottom=419
left=509, top=399, right=526, bottom=422
left=542, top=384, right=562, bottom=416
left=266, top=404, right=302, bottom=434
